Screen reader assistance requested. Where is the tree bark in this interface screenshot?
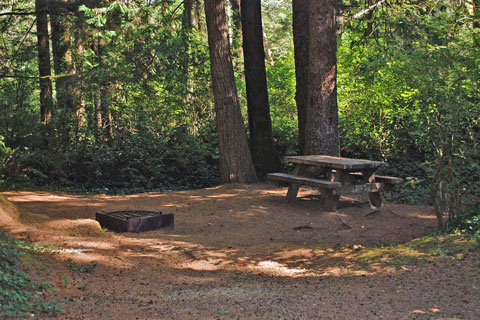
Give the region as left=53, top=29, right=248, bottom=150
left=50, top=3, right=78, bottom=143
left=204, top=0, right=257, bottom=183
left=228, top=0, right=243, bottom=71
left=93, top=37, right=104, bottom=140
left=474, top=0, right=480, bottom=29
left=292, top=0, right=309, bottom=154
left=304, top=0, right=339, bottom=156
left=194, top=0, right=204, bottom=32
left=35, top=0, right=53, bottom=124
left=183, top=0, right=193, bottom=29
left=241, top=0, right=279, bottom=177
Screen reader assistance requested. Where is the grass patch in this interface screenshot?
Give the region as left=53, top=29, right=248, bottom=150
left=349, top=234, right=477, bottom=269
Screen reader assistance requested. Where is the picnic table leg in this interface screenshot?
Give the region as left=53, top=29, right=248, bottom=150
left=321, top=169, right=343, bottom=210
left=323, top=191, right=339, bottom=211
left=369, top=192, right=383, bottom=208
left=358, top=169, right=384, bottom=208
left=287, top=184, right=300, bottom=201
left=286, top=165, right=305, bottom=201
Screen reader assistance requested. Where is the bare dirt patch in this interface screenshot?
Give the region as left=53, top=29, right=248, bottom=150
left=1, top=184, right=479, bottom=319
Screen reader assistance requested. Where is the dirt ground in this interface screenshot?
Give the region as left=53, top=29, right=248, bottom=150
left=1, top=184, right=479, bottom=320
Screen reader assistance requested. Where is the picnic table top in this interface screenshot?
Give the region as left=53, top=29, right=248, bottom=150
left=283, top=155, right=387, bottom=170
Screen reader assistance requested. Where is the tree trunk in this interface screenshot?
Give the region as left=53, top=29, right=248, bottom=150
left=204, top=0, right=257, bottom=183
left=50, top=3, right=77, bottom=143
left=228, top=0, right=243, bottom=71
left=35, top=0, right=53, bottom=124
left=183, top=0, right=193, bottom=29
left=195, top=0, right=204, bottom=32
left=304, top=0, right=339, bottom=156
left=474, top=0, right=480, bottom=29
left=241, top=0, right=279, bottom=177
left=292, top=0, right=309, bottom=154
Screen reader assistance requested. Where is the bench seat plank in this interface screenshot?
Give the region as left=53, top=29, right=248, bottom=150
left=350, top=172, right=404, bottom=185
left=267, top=173, right=342, bottom=189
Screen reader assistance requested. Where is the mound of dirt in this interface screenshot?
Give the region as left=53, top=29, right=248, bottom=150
left=0, top=194, right=19, bottom=227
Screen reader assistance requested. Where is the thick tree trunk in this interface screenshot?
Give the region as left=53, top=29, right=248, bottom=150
left=241, top=0, right=279, bottom=177
left=204, top=0, right=257, bottom=183
left=304, top=0, right=339, bottom=156
left=35, top=0, right=53, bottom=124
left=292, top=0, right=309, bottom=154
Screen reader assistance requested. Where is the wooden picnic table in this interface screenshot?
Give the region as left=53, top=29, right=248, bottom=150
left=268, top=155, right=403, bottom=210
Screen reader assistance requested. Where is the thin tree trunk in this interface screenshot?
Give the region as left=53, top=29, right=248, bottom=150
left=292, top=0, right=309, bottom=154
left=204, top=0, right=257, bottom=183
left=35, top=0, right=53, bottom=124
left=74, top=26, right=86, bottom=139
left=228, top=0, right=243, bottom=71
left=94, top=92, right=102, bottom=139
left=50, top=3, right=76, bottom=143
left=183, top=0, right=193, bottom=29
left=474, top=0, right=480, bottom=29
left=241, top=0, right=279, bottom=177
left=304, top=0, right=339, bottom=156
left=195, top=0, right=204, bottom=32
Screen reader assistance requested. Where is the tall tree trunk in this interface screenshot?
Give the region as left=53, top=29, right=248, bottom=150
left=304, top=0, right=339, bottom=156
left=228, top=0, right=243, bottom=71
left=50, top=3, right=76, bottom=143
left=93, top=37, right=104, bottom=140
left=292, top=0, right=309, bottom=154
left=474, top=0, right=480, bottom=29
left=183, top=0, right=193, bottom=29
left=204, top=0, right=257, bottom=183
left=35, top=0, right=53, bottom=124
left=195, top=0, right=204, bottom=32
left=241, top=0, right=279, bottom=177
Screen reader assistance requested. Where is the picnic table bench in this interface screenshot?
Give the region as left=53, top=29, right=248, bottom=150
left=267, top=155, right=404, bottom=210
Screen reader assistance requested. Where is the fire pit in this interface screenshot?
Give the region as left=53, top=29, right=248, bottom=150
left=95, top=210, right=174, bottom=233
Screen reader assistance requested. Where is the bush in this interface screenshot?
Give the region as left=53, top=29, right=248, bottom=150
left=3, top=128, right=219, bottom=193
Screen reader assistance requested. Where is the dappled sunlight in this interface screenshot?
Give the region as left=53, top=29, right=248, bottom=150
left=4, top=192, right=77, bottom=202
left=248, top=260, right=307, bottom=276
left=0, top=187, right=446, bottom=286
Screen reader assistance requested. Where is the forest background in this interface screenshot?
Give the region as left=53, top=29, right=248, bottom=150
left=0, top=0, right=479, bottom=233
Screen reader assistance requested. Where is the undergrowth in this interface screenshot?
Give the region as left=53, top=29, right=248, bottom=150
left=0, top=232, right=63, bottom=318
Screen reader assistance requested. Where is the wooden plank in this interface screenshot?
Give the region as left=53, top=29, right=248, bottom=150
left=350, top=172, right=404, bottom=185
left=332, top=183, right=384, bottom=195
left=267, top=173, right=342, bottom=189
left=284, top=155, right=386, bottom=170
left=374, top=175, right=404, bottom=185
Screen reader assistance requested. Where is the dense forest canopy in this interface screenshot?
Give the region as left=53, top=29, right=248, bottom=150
left=0, top=0, right=479, bottom=228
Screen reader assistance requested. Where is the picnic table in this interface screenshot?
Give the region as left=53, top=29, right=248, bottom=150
left=267, top=155, right=403, bottom=210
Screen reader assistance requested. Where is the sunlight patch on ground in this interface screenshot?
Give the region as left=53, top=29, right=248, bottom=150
left=7, top=193, right=75, bottom=202
left=181, top=259, right=224, bottom=271
left=248, top=260, right=307, bottom=276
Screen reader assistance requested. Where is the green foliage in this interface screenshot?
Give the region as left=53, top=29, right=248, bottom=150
left=0, top=136, right=13, bottom=185
left=3, top=127, right=219, bottom=192
left=338, top=1, right=480, bottom=223
left=0, top=232, right=62, bottom=318
left=67, top=260, right=97, bottom=274
left=449, top=206, right=480, bottom=244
